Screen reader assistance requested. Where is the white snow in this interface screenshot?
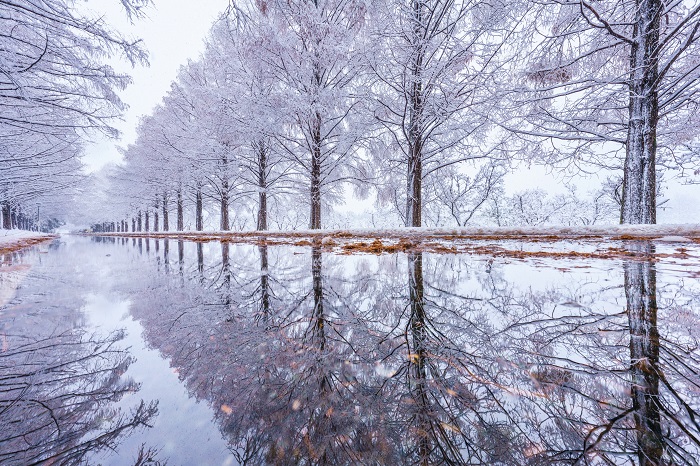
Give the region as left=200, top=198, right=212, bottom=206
left=0, top=229, right=56, bottom=248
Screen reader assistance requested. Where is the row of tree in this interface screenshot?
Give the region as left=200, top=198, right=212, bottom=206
left=0, top=0, right=149, bottom=230
left=102, top=0, right=699, bottom=231
left=2, top=0, right=699, bottom=231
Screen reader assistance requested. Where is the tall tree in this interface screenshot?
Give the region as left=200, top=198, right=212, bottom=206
left=369, top=0, right=513, bottom=227
left=0, top=0, right=150, bottom=227
left=247, top=0, right=369, bottom=229
left=512, top=0, right=700, bottom=223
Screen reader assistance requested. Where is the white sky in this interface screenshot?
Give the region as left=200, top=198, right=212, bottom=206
left=82, top=0, right=227, bottom=172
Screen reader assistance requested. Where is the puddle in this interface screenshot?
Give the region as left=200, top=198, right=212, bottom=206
left=1, top=235, right=699, bottom=465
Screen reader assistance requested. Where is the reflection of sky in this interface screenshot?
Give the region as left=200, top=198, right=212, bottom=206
left=84, top=294, right=235, bottom=466
left=5, top=236, right=700, bottom=464
left=5, top=237, right=235, bottom=466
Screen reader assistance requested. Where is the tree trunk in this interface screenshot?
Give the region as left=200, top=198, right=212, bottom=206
left=145, top=211, right=150, bottom=232
left=621, top=0, right=661, bottom=224
left=311, top=240, right=325, bottom=349
left=407, top=251, right=430, bottom=460
left=310, top=112, right=322, bottom=230
left=625, top=242, right=663, bottom=465
left=132, top=218, right=136, bottom=232
left=197, top=243, right=204, bottom=276
left=220, top=186, right=230, bottom=231
left=178, top=240, right=184, bottom=275
left=137, top=211, right=143, bottom=232
left=406, top=154, right=422, bottom=227
left=163, top=193, right=169, bottom=231
left=154, top=198, right=159, bottom=232
left=177, top=189, right=184, bottom=231
left=221, top=242, right=231, bottom=308
left=2, top=203, right=11, bottom=230
left=259, top=245, right=270, bottom=322
left=406, top=0, right=424, bottom=228
left=257, top=141, right=268, bottom=231
left=196, top=187, right=203, bottom=231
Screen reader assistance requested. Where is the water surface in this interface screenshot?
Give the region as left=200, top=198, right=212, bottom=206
left=1, top=235, right=699, bottom=465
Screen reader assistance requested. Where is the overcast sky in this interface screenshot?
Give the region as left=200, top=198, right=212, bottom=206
left=82, top=0, right=227, bottom=172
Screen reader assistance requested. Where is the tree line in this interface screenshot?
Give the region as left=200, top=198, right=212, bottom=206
left=2, top=0, right=699, bottom=231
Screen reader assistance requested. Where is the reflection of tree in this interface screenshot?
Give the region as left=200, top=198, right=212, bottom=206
left=257, top=245, right=270, bottom=324
left=119, top=238, right=700, bottom=465
left=0, top=330, right=157, bottom=465
left=498, top=242, right=700, bottom=465
left=626, top=242, right=663, bottom=465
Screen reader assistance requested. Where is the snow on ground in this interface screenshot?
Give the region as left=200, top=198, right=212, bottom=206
left=0, top=229, right=57, bottom=252
left=86, top=224, right=700, bottom=240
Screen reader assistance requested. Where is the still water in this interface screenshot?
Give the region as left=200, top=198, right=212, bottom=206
left=1, top=235, right=699, bottom=465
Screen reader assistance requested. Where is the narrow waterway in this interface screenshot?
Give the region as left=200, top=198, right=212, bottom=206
left=1, top=235, right=699, bottom=465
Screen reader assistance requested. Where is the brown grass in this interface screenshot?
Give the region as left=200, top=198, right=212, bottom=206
left=83, top=231, right=700, bottom=262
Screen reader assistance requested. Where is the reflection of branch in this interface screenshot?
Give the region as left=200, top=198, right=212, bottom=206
left=0, top=329, right=158, bottom=465
left=579, top=407, right=635, bottom=461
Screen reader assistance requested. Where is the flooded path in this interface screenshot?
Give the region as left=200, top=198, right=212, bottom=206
left=1, top=235, right=700, bottom=465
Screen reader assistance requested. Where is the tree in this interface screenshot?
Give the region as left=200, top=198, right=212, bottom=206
left=511, top=0, right=700, bottom=224
left=0, top=0, right=150, bottom=228
left=369, top=0, right=514, bottom=227
left=245, top=0, right=369, bottom=229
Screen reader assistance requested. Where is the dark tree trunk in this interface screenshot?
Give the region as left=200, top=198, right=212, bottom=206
left=163, top=193, right=169, bottom=231
left=154, top=198, right=159, bottom=232
left=311, top=240, right=325, bottom=349
left=220, top=188, right=230, bottom=231
left=197, top=243, right=204, bottom=276
left=625, top=242, right=663, bottom=465
left=178, top=240, right=184, bottom=276
left=310, top=112, right=322, bottom=230
left=258, top=245, right=270, bottom=323
left=221, top=242, right=231, bottom=308
left=177, top=189, right=184, bottom=231
left=621, top=0, right=661, bottom=224
left=406, top=0, right=425, bottom=228
left=407, top=251, right=430, bottom=460
left=163, top=239, right=170, bottom=273
left=145, top=211, right=150, bottom=232
left=196, top=188, right=203, bottom=231
left=137, top=211, right=143, bottom=232
left=406, top=155, right=422, bottom=227
left=2, top=203, right=11, bottom=230
left=132, top=218, right=136, bottom=232
left=257, top=141, right=268, bottom=231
